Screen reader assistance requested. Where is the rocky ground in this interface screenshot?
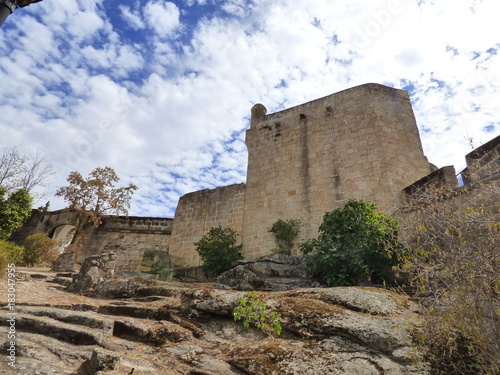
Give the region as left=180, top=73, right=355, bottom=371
left=0, top=268, right=430, bottom=375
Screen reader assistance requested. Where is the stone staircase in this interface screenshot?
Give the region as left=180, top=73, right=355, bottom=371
left=0, top=275, right=217, bottom=375
left=0, top=270, right=433, bottom=375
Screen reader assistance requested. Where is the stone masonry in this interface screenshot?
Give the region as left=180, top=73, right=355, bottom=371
left=12, top=83, right=499, bottom=273
left=169, top=83, right=435, bottom=267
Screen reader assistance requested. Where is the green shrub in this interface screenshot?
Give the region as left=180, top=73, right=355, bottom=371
left=300, top=199, right=404, bottom=286
left=233, top=291, right=283, bottom=336
left=0, top=187, right=32, bottom=240
left=268, top=218, right=301, bottom=254
left=23, top=233, right=58, bottom=266
left=150, top=257, right=173, bottom=282
left=194, top=226, right=243, bottom=276
left=0, top=239, right=25, bottom=266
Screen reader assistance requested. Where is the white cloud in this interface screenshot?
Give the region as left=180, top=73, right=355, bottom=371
left=119, top=5, right=145, bottom=30
left=1, top=0, right=499, bottom=217
left=144, top=1, right=181, bottom=38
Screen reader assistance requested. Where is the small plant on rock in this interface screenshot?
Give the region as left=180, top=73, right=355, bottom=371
left=233, top=291, right=283, bottom=336
left=268, top=218, right=301, bottom=255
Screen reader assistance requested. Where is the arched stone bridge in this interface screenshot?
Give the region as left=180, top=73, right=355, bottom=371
left=10, top=208, right=173, bottom=273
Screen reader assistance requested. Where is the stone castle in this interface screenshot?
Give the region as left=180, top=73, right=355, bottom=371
left=12, top=83, right=500, bottom=274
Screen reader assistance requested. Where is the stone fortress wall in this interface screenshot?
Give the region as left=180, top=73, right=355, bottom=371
left=11, top=83, right=500, bottom=273
left=168, top=183, right=246, bottom=268
left=168, top=83, right=435, bottom=268
left=11, top=211, right=173, bottom=273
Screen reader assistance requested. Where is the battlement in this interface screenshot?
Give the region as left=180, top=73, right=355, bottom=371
left=461, top=135, right=500, bottom=184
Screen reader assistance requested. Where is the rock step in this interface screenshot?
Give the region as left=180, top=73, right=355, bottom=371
left=113, top=317, right=193, bottom=345
left=49, top=276, right=73, bottom=286
left=1, top=303, right=200, bottom=348
left=11, top=305, right=114, bottom=337
left=0, top=312, right=105, bottom=345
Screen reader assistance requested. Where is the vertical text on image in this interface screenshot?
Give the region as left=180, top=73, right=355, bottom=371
left=6, top=263, right=16, bottom=368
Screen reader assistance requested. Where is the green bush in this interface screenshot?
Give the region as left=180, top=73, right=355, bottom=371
left=0, top=187, right=32, bottom=240
left=233, top=291, right=283, bottom=336
left=23, top=233, right=58, bottom=266
left=194, top=226, right=243, bottom=277
left=0, top=239, right=25, bottom=266
left=150, top=257, right=173, bottom=282
left=268, top=218, right=301, bottom=254
left=300, top=199, right=404, bottom=286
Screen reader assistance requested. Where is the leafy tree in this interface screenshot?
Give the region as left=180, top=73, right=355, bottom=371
left=0, top=146, right=53, bottom=199
left=55, top=166, right=138, bottom=228
left=23, top=233, right=58, bottom=266
left=194, top=226, right=243, bottom=277
left=268, top=218, right=301, bottom=254
left=0, top=186, right=33, bottom=240
left=300, top=199, right=404, bottom=286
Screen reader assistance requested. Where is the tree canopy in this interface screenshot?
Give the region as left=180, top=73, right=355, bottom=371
left=55, top=166, right=138, bottom=227
left=0, top=186, right=33, bottom=240
left=300, top=199, right=404, bottom=286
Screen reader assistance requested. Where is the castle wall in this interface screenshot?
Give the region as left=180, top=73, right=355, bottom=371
left=461, top=135, right=500, bottom=184
left=242, top=83, right=433, bottom=259
left=19, top=83, right=494, bottom=272
left=169, top=183, right=246, bottom=268
left=83, top=216, right=173, bottom=273
left=10, top=211, right=173, bottom=273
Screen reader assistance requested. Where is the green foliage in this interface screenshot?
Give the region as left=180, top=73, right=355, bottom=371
left=149, top=255, right=173, bottom=282
left=0, top=239, right=25, bottom=266
left=268, top=218, right=301, bottom=254
left=55, top=166, right=138, bottom=228
left=0, top=187, right=33, bottom=240
left=194, top=226, right=243, bottom=276
left=300, top=199, right=404, bottom=286
left=23, top=233, right=58, bottom=266
left=400, top=183, right=500, bottom=374
left=233, top=291, right=283, bottom=336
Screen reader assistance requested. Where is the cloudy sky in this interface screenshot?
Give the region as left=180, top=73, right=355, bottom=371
left=1, top=0, right=499, bottom=217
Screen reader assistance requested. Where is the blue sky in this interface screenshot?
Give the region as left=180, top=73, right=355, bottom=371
left=1, top=0, right=499, bottom=217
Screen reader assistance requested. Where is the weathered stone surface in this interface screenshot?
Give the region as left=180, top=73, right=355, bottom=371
left=0, top=312, right=106, bottom=345
left=183, top=286, right=429, bottom=374
left=90, top=277, right=177, bottom=299
left=216, top=254, right=321, bottom=291
left=68, top=252, right=117, bottom=294
left=77, top=347, right=120, bottom=375
left=13, top=305, right=114, bottom=337
left=114, top=317, right=193, bottom=345
left=0, top=270, right=434, bottom=375
left=52, top=251, right=76, bottom=272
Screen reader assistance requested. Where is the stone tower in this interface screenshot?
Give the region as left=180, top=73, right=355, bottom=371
left=241, top=83, right=433, bottom=258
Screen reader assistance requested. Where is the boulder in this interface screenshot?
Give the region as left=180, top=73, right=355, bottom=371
left=216, top=253, right=320, bottom=291
left=77, top=347, right=120, bottom=375
left=51, top=252, right=77, bottom=272
left=68, top=252, right=116, bottom=294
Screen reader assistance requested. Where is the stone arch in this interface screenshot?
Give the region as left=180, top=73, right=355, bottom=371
left=48, top=224, right=77, bottom=253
